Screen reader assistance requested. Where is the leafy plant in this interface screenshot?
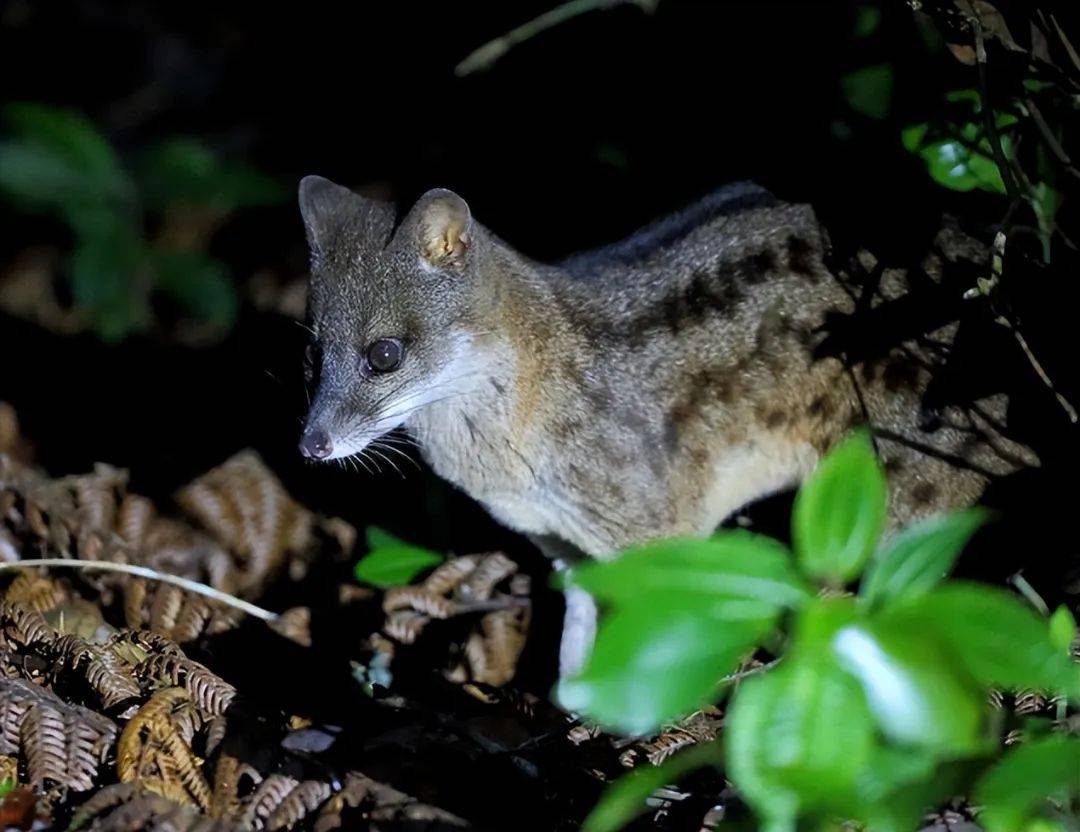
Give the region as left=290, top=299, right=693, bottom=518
left=567, top=430, right=1080, bottom=832
left=353, top=526, right=445, bottom=588
left=0, top=103, right=286, bottom=341
left=901, top=90, right=1018, bottom=195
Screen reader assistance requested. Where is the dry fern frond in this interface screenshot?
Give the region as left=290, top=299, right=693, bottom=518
left=0, top=677, right=116, bottom=791
left=72, top=785, right=241, bottom=832
left=420, top=555, right=479, bottom=597
left=383, top=611, right=429, bottom=645
left=314, top=771, right=467, bottom=830
left=210, top=752, right=262, bottom=820
left=2, top=573, right=67, bottom=614
left=176, top=451, right=331, bottom=598
left=265, top=780, right=331, bottom=831
left=48, top=634, right=141, bottom=710
left=462, top=602, right=531, bottom=687
left=238, top=773, right=299, bottom=830
left=136, top=653, right=236, bottom=716
left=618, top=710, right=722, bottom=768
left=267, top=607, right=311, bottom=647
left=117, top=687, right=211, bottom=810
left=382, top=587, right=455, bottom=618
left=457, top=552, right=516, bottom=601
left=0, top=599, right=55, bottom=647
left=0, top=752, right=16, bottom=784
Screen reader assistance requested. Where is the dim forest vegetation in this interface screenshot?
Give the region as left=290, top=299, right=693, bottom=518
left=0, top=1, right=1078, bottom=831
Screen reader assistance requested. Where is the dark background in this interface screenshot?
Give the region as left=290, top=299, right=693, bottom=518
left=1, top=0, right=1077, bottom=593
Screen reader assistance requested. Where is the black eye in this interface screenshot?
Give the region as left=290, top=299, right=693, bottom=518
left=365, top=338, right=404, bottom=373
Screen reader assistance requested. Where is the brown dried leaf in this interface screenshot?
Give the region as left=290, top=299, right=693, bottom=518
left=2, top=573, right=67, bottom=614
left=239, top=773, right=299, bottom=830
left=0, top=677, right=116, bottom=792
left=117, top=687, right=211, bottom=810
left=137, top=654, right=236, bottom=717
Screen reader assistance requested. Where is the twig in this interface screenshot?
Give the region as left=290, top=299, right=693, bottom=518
left=1023, top=96, right=1080, bottom=182
left=455, top=0, right=659, bottom=76
left=719, top=659, right=779, bottom=687
left=996, top=317, right=1078, bottom=424
left=1009, top=571, right=1050, bottom=616
left=0, top=559, right=280, bottom=622
left=972, top=22, right=1024, bottom=204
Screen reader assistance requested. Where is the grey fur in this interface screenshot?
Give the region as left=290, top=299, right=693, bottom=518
left=300, top=176, right=1037, bottom=560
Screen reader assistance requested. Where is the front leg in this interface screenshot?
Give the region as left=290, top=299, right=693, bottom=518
left=530, top=534, right=598, bottom=679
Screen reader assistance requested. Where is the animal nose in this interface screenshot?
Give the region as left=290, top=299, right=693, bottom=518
left=299, top=427, right=333, bottom=459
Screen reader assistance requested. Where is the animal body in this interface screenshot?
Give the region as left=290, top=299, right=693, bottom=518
left=297, top=176, right=1037, bottom=671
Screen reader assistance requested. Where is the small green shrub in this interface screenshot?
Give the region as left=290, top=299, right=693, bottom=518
left=567, top=431, right=1080, bottom=832
left=0, top=103, right=286, bottom=341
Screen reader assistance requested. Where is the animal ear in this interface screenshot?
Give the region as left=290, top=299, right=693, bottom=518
left=298, top=175, right=361, bottom=249
left=413, top=189, right=472, bottom=269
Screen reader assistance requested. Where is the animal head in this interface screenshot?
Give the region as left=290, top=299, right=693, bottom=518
left=297, top=175, right=485, bottom=462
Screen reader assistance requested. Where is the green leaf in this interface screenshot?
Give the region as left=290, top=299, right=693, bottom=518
left=886, top=583, right=1080, bottom=697
left=568, top=532, right=811, bottom=616
left=724, top=668, right=799, bottom=832
left=726, top=657, right=878, bottom=827
left=366, top=526, right=410, bottom=551
left=138, top=137, right=286, bottom=211
left=353, top=542, right=443, bottom=589
left=1048, top=605, right=1077, bottom=655
left=861, top=508, right=989, bottom=607
left=0, top=777, right=14, bottom=798
left=852, top=6, right=882, bottom=40
left=792, top=430, right=887, bottom=586
left=832, top=620, right=985, bottom=754
left=557, top=604, right=774, bottom=734
left=0, top=102, right=132, bottom=205
left=69, top=218, right=149, bottom=342
left=975, top=736, right=1080, bottom=832
left=583, top=742, right=724, bottom=832
left=151, top=248, right=237, bottom=329
left=842, top=63, right=894, bottom=120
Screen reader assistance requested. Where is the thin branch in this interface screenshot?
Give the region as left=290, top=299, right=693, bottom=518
left=996, top=316, right=1078, bottom=424
left=455, top=0, right=659, bottom=76
left=972, top=22, right=1024, bottom=204
left=0, top=559, right=280, bottom=622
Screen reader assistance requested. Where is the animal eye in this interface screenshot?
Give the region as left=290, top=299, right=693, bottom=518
left=365, top=338, right=404, bottom=373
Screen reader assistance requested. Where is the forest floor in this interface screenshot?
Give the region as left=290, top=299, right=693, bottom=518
left=0, top=404, right=746, bottom=832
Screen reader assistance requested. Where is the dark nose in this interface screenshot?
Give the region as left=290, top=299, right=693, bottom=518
left=299, top=427, right=333, bottom=459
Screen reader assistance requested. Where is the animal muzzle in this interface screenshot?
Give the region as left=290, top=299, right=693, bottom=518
left=298, top=426, right=333, bottom=460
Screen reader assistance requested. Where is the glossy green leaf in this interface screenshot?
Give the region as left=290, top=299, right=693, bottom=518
left=726, top=656, right=878, bottom=828
left=583, top=742, right=723, bottom=832
left=724, top=668, right=799, bottom=832
left=1048, top=605, right=1077, bottom=655
left=792, top=430, right=887, bottom=586
left=558, top=604, right=774, bottom=734
left=887, top=583, right=1080, bottom=697
left=568, top=532, right=810, bottom=615
left=842, top=63, right=894, bottom=120
left=353, top=532, right=444, bottom=588
left=762, top=660, right=876, bottom=812
left=861, top=508, right=989, bottom=607
left=832, top=620, right=985, bottom=754
left=0, top=777, right=14, bottom=798
left=975, top=736, right=1080, bottom=832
